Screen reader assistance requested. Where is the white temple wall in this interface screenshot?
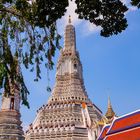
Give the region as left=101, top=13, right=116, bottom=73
left=1, top=97, right=10, bottom=110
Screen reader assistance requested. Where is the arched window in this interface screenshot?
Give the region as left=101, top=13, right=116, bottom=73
left=74, top=63, right=77, bottom=69
left=10, top=98, right=14, bottom=110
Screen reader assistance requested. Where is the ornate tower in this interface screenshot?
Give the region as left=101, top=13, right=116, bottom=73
left=105, top=97, right=115, bottom=123
left=26, top=17, right=103, bottom=140
left=0, top=63, right=24, bottom=140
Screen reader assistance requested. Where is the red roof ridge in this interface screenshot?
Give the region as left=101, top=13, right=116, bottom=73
left=104, top=126, right=140, bottom=140
left=106, top=109, right=140, bottom=135
left=116, top=109, right=140, bottom=119
left=97, top=124, right=110, bottom=140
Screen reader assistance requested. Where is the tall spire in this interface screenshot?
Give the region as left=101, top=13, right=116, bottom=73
left=50, top=16, right=88, bottom=101
left=105, top=97, right=115, bottom=122
left=64, top=16, right=76, bottom=51
left=25, top=21, right=103, bottom=140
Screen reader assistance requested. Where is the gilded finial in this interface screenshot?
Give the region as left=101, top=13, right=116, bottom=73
left=69, top=15, right=71, bottom=24
left=105, top=96, right=115, bottom=122
left=108, top=96, right=111, bottom=109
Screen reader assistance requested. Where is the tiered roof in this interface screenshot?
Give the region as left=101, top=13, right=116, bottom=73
left=98, top=109, right=140, bottom=140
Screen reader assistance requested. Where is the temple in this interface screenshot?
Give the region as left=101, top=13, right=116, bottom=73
left=25, top=16, right=103, bottom=140
left=97, top=110, right=140, bottom=140
left=0, top=62, right=24, bottom=140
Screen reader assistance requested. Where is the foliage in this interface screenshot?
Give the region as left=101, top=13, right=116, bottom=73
left=131, top=0, right=140, bottom=8
left=0, top=0, right=139, bottom=107
left=75, top=0, right=128, bottom=37
left=0, top=0, right=68, bottom=107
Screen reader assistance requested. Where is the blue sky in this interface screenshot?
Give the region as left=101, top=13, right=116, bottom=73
left=1, top=1, right=140, bottom=130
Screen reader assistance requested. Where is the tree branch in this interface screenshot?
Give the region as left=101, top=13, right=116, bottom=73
left=0, top=7, right=22, bottom=17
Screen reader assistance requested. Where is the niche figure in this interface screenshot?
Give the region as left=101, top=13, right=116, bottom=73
left=10, top=98, right=15, bottom=110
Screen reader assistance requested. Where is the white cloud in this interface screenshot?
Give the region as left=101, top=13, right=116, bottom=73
left=64, top=0, right=81, bottom=26
left=121, top=0, right=129, bottom=4
left=128, top=6, right=138, bottom=11
left=81, top=21, right=101, bottom=36
left=57, top=0, right=100, bottom=37
left=57, top=0, right=81, bottom=36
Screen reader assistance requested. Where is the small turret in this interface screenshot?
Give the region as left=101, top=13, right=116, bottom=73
left=1, top=58, right=20, bottom=112
left=105, top=97, right=115, bottom=123
left=1, top=86, right=20, bottom=111
left=0, top=58, right=24, bottom=140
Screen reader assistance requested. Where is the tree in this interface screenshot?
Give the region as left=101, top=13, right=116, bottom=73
left=0, top=0, right=68, bottom=107
left=0, top=0, right=139, bottom=107
left=131, top=0, right=140, bottom=8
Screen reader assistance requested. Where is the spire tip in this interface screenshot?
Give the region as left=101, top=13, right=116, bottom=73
left=69, top=15, right=71, bottom=24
